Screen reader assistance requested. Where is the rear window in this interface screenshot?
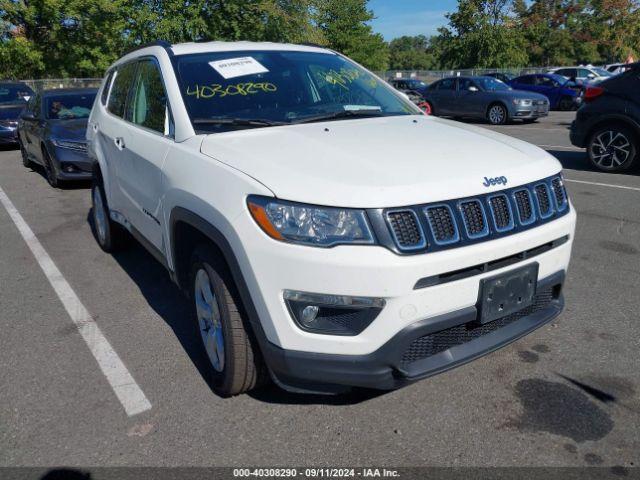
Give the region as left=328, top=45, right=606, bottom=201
left=46, top=92, right=97, bottom=119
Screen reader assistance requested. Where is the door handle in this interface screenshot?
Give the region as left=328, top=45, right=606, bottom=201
left=114, top=137, right=125, bottom=150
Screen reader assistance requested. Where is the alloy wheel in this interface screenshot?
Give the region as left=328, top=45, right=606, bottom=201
left=489, top=105, right=506, bottom=125
left=194, top=268, right=225, bottom=372
left=589, top=130, right=632, bottom=170
left=92, top=186, right=108, bottom=245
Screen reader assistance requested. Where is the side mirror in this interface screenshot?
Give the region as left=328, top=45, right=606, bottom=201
left=468, top=86, right=479, bottom=92
left=21, top=111, right=35, bottom=121
left=587, top=73, right=595, bottom=79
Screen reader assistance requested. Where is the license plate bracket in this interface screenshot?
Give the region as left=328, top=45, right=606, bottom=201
left=477, top=263, right=538, bottom=324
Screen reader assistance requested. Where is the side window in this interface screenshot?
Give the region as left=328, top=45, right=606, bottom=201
left=100, top=71, right=114, bottom=106
left=458, top=78, right=476, bottom=91
left=128, top=59, right=169, bottom=134
left=438, top=78, right=455, bottom=90
left=516, top=76, right=530, bottom=85
left=578, top=68, right=592, bottom=78
left=108, top=63, right=137, bottom=118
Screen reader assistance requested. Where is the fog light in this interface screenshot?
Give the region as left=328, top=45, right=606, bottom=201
left=283, top=290, right=385, bottom=336
left=301, top=305, right=319, bottom=325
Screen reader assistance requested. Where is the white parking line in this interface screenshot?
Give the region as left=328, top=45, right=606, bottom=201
left=0, top=185, right=151, bottom=417
left=564, top=178, right=640, bottom=192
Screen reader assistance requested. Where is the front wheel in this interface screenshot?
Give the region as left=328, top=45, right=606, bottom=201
left=190, top=245, right=266, bottom=396
left=487, top=104, right=508, bottom=125
left=20, top=142, right=32, bottom=168
left=42, top=150, right=59, bottom=188
left=588, top=125, right=637, bottom=172
left=91, top=178, right=128, bottom=252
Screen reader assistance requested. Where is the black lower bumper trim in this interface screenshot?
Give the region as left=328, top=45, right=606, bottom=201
left=263, top=270, right=565, bottom=393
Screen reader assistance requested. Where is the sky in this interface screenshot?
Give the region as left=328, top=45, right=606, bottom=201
left=368, top=0, right=458, bottom=40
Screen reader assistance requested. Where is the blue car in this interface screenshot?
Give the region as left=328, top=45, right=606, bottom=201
left=508, top=74, right=582, bottom=111
left=0, top=82, right=34, bottom=146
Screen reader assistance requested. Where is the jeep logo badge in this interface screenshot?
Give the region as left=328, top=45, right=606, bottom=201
left=483, top=176, right=508, bottom=187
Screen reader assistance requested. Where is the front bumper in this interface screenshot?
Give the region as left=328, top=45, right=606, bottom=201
left=49, top=144, right=93, bottom=179
left=265, top=271, right=564, bottom=392
left=512, top=107, right=548, bottom=119
left=0, top=128, right=18, bottom=145
left=232, top=206, right=575, bottom=357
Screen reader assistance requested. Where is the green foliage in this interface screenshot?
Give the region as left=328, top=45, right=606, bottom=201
left=0, top=0, right=638, bottom=78
left=438, top=0, right=529, bottom=69
left=388, top=35, right=439, bottom=70
left=313, top=0, right=389, bottom=70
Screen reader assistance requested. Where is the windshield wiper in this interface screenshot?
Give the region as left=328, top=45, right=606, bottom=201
left=192, top=117, right=288, bottom=127
left=292, top=109, right=385, bottom=124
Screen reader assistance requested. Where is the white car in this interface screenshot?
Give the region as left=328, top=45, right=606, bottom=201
left=87, top=41, right=576, bottom=396
left=549, top=66, right=613, bottom=84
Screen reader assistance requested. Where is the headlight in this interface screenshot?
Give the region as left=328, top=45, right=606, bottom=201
left=514, top=99, right=533, bottom=106
left=247, top=195, right=375, bottom=247
left=51, top=139, right=87, bottom=152
left=0, top=120, right=18, bottom=130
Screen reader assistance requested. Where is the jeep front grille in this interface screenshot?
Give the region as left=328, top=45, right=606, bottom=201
left=425, top=205, right=459, bottom=245
left=386, top=210, right=425, bottom=251
left=382, top=175, right=569, bottom=254
left=535, top=183, right=553, bottom=218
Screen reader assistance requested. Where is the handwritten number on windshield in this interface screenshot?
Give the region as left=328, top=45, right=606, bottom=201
left=186, top=82, right=277, bottom=99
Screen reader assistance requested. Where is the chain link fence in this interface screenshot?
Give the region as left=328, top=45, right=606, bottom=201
left=19, top=78, right=103, bottom=92
left=19, top=67, right=558, bottom=92
left=377, top=67, right=556, bottom=83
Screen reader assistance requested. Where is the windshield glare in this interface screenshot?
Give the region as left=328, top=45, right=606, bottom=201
left=478, top=77, right=510, bottom=91
left=175, top=50, right=418, bottom=131
left=46, top=93, right=96, bottom=119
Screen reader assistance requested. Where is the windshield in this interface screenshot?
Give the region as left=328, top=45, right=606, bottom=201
left=175, top=50, right=418, bottom=131
left=45, top=93, right=96, bottom=119
left=0, top=84, right=33, bottom=105
left=591, top=67, right=613, bottom=77
left=477, top=77, right=511, bottom=91
left=548, top=73, right=568, bottom=85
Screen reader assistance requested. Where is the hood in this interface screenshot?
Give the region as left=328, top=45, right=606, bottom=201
left=0, top=103, right=26, bottom=121
left=200, top=115, right=562, bottom=208
left=47, top=118, right=89, bottom=141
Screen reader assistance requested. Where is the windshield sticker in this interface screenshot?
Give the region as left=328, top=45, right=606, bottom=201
left=324, top=68, right=362, bottom=89
left=186, top=82, right=277, bottom=99
left=209, top=57, right=269, bottom=79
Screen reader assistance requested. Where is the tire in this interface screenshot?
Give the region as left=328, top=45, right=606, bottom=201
left=19, top=141, right=32, bottom=168
left=42, top=149, right=59, bottom=188
left=587, top=125, right=637, bottom=172
left=91, top=176, right=128, bottom=252
left=558, top=96, right=574, bottom=111
left=190, top=244, right=266, bottom=397
left=487, top=103, right=508, bottom=125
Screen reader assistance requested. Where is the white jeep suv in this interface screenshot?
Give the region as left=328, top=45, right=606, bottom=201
left=87, top=41, right=576, bottom=396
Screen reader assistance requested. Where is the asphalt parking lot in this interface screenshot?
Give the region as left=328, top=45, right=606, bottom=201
left=0, top=112, right=638, bottom=470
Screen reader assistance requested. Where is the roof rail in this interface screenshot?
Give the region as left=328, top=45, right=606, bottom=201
left=297, top=42, right=327, bottom=49
left=124, top=40, right=174, bottom=57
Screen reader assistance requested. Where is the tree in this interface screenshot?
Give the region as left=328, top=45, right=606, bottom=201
left=0, top=0, right=126, bottom=77
left=313, top=0, right=389, bottom=71
left=438, top=0, right=529, bottom=68
left=388, top=35, right=439, bottom=70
